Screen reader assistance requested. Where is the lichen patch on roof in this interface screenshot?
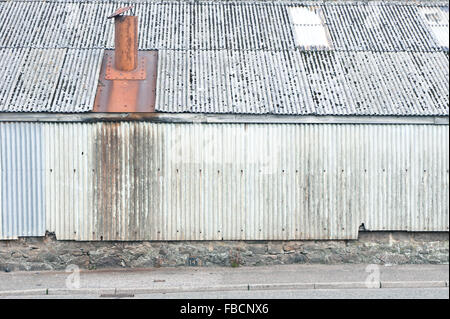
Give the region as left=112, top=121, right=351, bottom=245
left=0, top=0, right=448, bottom=116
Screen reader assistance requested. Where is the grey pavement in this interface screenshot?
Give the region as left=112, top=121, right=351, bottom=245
left=0, top=264, right=448, bottom=298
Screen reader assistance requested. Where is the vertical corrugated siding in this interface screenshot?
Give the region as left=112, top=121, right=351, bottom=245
left=0, top=122, right=45, bottom=239
left=44, top=122, right=95, bottom=240
left=1, top=122, right=448, bottom=240
left=0, top=135, right=2, bottom=240
left=361, top=125, right=449, bottom=231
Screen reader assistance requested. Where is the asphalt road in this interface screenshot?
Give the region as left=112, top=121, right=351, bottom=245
left=1, top=287, right=448, bottom=299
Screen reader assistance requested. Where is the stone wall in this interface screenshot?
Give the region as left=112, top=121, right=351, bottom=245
left=0, top=232, right=448, bottom=272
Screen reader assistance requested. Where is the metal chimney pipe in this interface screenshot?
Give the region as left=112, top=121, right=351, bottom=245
left=114, top=15, right=138, bottom=71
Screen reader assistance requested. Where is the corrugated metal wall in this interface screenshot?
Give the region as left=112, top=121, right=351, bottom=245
left=0, top=123, right=46, bottom=239
left=0, top=122, right=448, bottom=240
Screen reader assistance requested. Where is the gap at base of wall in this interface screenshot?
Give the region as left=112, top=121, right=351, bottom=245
left=0, top=232, right=448, bottom=272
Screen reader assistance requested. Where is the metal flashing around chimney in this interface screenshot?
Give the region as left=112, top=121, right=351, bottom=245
left=93, top=7, right=157, bottom=113
left=105, top=51, right=146, bottom=80
left=93, top=50, right=158, bottom=112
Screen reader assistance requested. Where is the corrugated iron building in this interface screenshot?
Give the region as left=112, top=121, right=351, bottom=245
left=0, top=0, right=448, bottom=241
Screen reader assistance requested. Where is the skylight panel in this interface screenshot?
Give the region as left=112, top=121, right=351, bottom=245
left=419, top=6, right=449, bottom=49
left=288, top=7, right=331, bottom=49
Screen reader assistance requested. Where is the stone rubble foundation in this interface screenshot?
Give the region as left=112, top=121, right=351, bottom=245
left=0, top=232, right=448, bottom=271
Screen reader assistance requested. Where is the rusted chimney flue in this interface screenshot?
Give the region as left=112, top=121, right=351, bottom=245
left=94, top=6, right=158, bottom=113
left=107, top=6, right=138, bottom=71
left=114, top=15, right=138, bottom=71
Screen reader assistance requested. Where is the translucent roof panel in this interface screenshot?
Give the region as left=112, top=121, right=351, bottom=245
left=288, top=6, right=323, bottom=25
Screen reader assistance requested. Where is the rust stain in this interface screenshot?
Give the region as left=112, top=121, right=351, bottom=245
left=98, top=122, right=122, bottom=240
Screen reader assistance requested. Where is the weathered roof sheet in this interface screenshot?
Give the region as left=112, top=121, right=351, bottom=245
left=0, top=0, right=448, bottom=115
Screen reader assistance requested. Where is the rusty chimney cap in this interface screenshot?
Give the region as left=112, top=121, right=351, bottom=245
left=107, top=6, right=134, bottom=19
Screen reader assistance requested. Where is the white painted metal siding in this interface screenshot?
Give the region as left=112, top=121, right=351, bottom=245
left=0, top=122, right=46, bottom=239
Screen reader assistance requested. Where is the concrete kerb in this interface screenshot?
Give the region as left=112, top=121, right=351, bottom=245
left=0, top=289, right=47, bottom=297
left=380, top=281, right=447, bottom=289
left=116, top=284, right=249, bottom=295
left=314, top=282, right=378, bottom=289
left=0, top=281, right=448, bottom=296
left=249, top=283, right=314, bottom=290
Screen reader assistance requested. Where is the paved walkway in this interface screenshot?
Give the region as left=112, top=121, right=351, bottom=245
left=0, top=264, right=448, bottom=296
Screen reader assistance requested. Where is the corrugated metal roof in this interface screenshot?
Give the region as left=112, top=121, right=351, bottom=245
left=0, top=0, right=448, bottom=115
left=1, top=1, right=446, bottom=51
left=156, top=49, right=449, bottom=115
left=1, top=121, right=448, bottom=240
left=0, top=48, right=103, bottom=112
